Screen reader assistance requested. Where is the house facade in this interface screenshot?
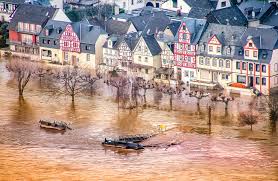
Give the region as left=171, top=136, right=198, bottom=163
left=0, top=0, right=24, bottom=22
left=7, top=4, right=70, bottom=59
left=39, top=20, right=107, bottom=68
left=174, top=18, right=207, bottom=83
left=133, top=35, right=161, bottom=79
left=102, top=35, right=120, bottom=69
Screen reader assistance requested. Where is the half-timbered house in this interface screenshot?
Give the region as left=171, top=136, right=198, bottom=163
left=174, top=17, right=207, bottom=83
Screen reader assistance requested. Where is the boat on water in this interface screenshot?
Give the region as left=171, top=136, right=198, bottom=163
left=102, top=138, right=144, bottom=150
left=39, top=120, right=72, bottom=131
left=118, top=134, right=151, bottom=143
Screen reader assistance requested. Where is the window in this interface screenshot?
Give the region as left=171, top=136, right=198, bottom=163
left=253, top=51, right=258, bottom=58
left=86, top=46, right=90, bottom=50
left=138, top=56, right=141, bottom=61
left=187, top=45, right=191, bottom=51
left=64, top=52, right=68, bottom=61
left=219, top=59, right=223, bottom=67
left=236, top=62, right=240, bottom=69
left=209, top=46, right=213, bottom=52
left=199, top=57, right=204, bottom=65
left=36, top=25, right=41, bottom=33
left=256, top=77, right=260, bottom=85
left=182, top=34, right=187, bottom=40
left=87, top=54, right=90, bottom=61
left=179, top=44, right=183, bottom=50
left=182, top=25, right=186, bottom=30
left=202, top=44, right=205, bottom=52
left=47, top=40, right=50, bottom=44
left=145, top=57, right=148, bottom=62
left=138, top=45, right=141, bottom=51
left=242, top=62, right=246, bottom=70
left=262, top=65, right=266, bottom=73
left=249, top=63, right=253, bottom=71
left=30, top=24, right=35, bottom=32
left=173, top=0, right=178, bottom=8
left=23, top=23, right=29, bottom=31
left=245, top=50, right=249, bottom=56
left=217, top=46, right=221, bottom=53
left=205, top=58, right=210, bottom=66
left=226, top=60, right=230, bottom=68
left=42, top=39, right=46, bottom=44
left=221, top=1, right=226, bottom=7
left=237, top=75, right=246, bottom=84
left=188, top=57, right=191, bottom=63
left=256, top=64, right=260, bottom=72
left=190, top=71, right=194, bottom=78
left=262, top=77, right=266, bottom=85
left=249, top=42, right=252, bottom=47
left=226, top=47, right=231, bottom=55
left=18, top=22, right=23, bottom=31
left=145, top=69, right=148, bottom=74
left=123, top=2, right=126, bottom=8
left=212, top=58, right=217, bottom=67
left=131, top=0, right=134, bottom=5
left=222, top=74, right=228, bottom=80
left=184, top=70, right=189, bottom=77
left=275, top=63, right=278, bottom=72
left=54, top=40, right=57, bottom=45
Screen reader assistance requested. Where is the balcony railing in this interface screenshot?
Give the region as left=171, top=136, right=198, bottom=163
left=6, top=39, right=39, bottom=47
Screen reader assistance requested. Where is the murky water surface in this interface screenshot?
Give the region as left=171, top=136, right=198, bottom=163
left=0, top=59, right=277, bottom=180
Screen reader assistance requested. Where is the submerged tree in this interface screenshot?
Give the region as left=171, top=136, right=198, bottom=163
left=6, top=59, right=37, bottom=98
left=238, top=111, right=258, bottom=131
left=137, top=79, right=155, bottom=105
left=106, top=71, right=130, bottom=107
left=211, top=93, right=234, bottom=110
left=80, top=69, right=101, bottom=96
left=53, top=66, right=84, bottom=103
left=186, top=90, right=209, bottom=106
left=265, top=93, right=278, bottom=123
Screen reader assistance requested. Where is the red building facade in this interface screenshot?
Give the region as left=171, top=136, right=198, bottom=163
left=60, top=24, right=80, bottom=53
left=174, top=22, right=196, bottom=69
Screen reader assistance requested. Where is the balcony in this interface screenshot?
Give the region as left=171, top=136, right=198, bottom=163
left=6, top=39, right=39, bottom=48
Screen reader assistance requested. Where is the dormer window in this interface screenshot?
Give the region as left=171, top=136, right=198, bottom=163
left=108, top=40, right=112, bottom=48
left=262, top=52, right=267, bottom=59
left=226, top=47, right=231, bottom=55
left=221, top=1, right=226, bottom=7
left=248, top=42, right=252, bottom=48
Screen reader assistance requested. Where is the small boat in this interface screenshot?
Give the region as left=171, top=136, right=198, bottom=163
left=102, top=138, right=144, bottom=150
left=118, top=134, right=151, bottom=143
left=39, top=120, right=72, bottom=131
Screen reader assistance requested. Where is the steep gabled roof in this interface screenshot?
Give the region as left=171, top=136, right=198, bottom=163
left=240, top=27, right=278, bottom=50
left=8, top=4, right=57, bottom=31
left=39, top=20, right=70, bottom=39
left=182, top=17, right=208, bottom=45
left=142, top=12, right=171, bottom=35
left=104, top=19, right=130, bottom=35
left=184, top=0, right=213, bottom=10
left=129, top=14, right=152, bottom=32
left=206, top=6, right=247, bottom=26
left=72, top=19, right=106, bottom=45
left=123, top=32, right=141, bottom=51
left=188, top=7, right=211, bottom=19
left=142, top=34, right=162, bottom=56
left=165, top=21, right=181, bottom=37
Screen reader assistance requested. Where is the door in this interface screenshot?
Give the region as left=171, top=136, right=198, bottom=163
left=249, top=76, right=254, bottom=87
left=212, top=72, right=218, bottom=83
left=72, top=55, right=77, bottom=66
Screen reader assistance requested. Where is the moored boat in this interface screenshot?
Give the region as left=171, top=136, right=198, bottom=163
left=39, top=120, right=72, bottom=131
left=102, top=138, right=144, bottom=150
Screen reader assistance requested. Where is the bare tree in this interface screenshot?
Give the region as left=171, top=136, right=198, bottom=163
left=53, top=66, right=84, bottom=103
left=239, top=111, right=258, bottom=131
left=6, top=59, right=37, bottom=97
left=80, top=69, right=101, bottom=96
left=106, top=71, right=130, bottom=107
left=186, top=90, right=209, bottom=106
left=211, top=93, right=234, bottom=110
left=137, top=79, right=155, bottom=105
left=264, top=93, right=278, bottom=122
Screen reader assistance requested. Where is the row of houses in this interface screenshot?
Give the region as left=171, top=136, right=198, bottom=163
left=4, top=0, right=278, bottom=95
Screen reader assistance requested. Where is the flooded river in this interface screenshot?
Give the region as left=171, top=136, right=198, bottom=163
left=0, top=59, right=277, bottom=180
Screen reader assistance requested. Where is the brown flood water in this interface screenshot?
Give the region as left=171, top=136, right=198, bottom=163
left=0, top=59, right=277, bottom=180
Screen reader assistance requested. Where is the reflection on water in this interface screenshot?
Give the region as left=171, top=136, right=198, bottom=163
left=0, top=59, right=277, bottom=180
